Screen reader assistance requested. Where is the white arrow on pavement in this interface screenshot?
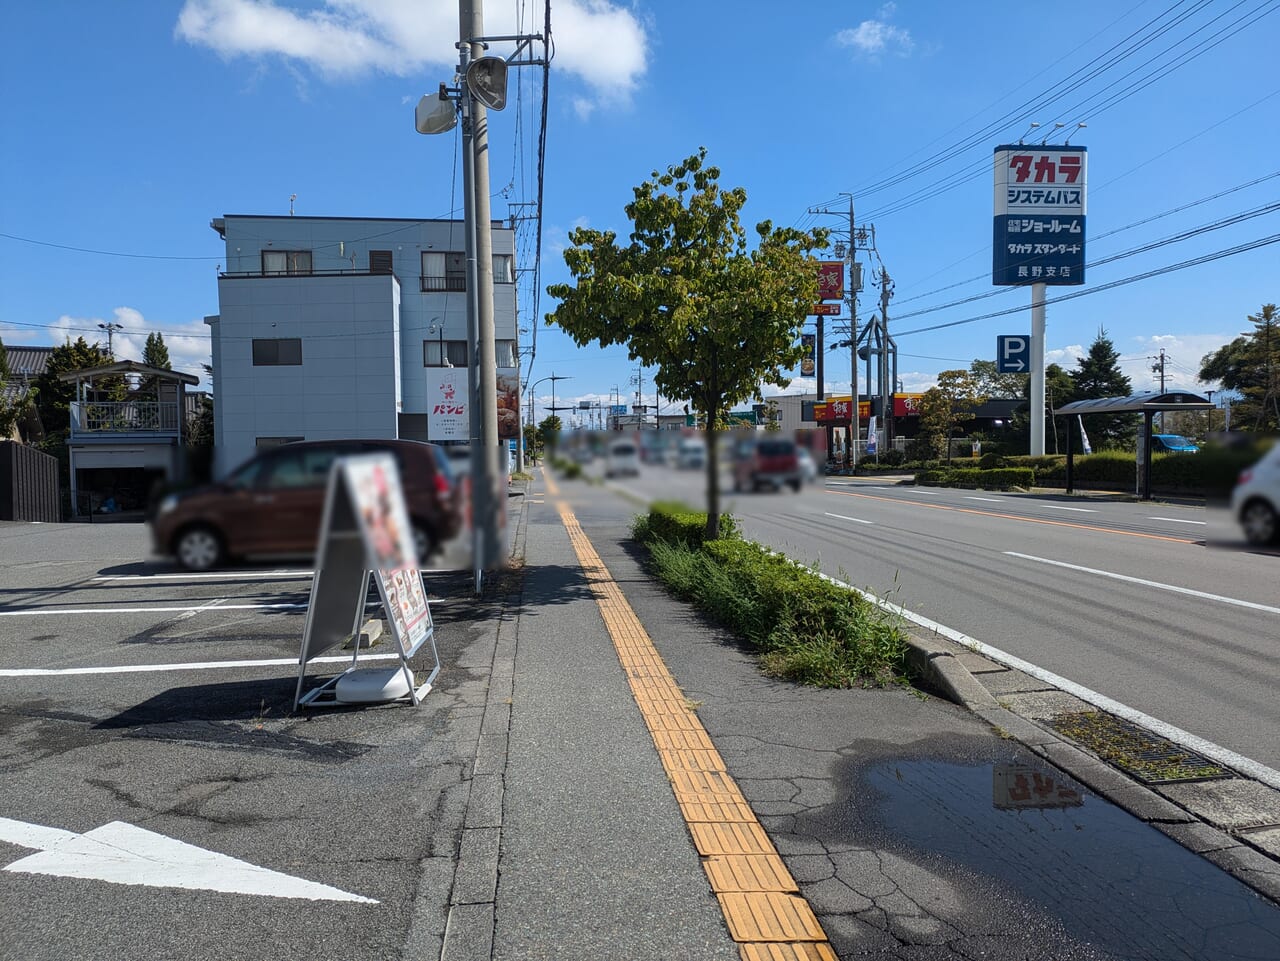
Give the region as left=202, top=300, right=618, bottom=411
left=0, top=816, right=376, bottom=904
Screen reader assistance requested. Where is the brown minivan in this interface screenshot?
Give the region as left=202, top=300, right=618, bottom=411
left=151, top=439, right=462, bottom=570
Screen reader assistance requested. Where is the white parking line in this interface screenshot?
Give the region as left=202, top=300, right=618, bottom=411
left=0, top=603, right=308, bottom=617
left=817, top=569, right=1280, bottom=793
left=94, top=571, right=312, bottom=582
left=1042, top=505, right=1097, bottom=513
left=1149, top=516, right=1207, bottom=526
left=0, top=653, right=401, bottom=678
left=965, top=496, right=1001, bottom=503
left=1004, top=552, right=1280, bottom=615
left=823, top=512, right=873, bottom=525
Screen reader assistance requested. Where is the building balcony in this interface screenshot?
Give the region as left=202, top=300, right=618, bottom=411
left=70, top=401, right=181, bottom=439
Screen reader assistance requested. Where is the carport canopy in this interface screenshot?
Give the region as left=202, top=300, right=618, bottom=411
left=1052, top=391, right=1214, bottom=500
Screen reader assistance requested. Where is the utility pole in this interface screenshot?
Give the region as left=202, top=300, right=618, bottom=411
left=97, top=321, right=123, bottom=358
left=878, top=267, right=894, bottom=450
left=1151, top=348, right=1167, bottom=391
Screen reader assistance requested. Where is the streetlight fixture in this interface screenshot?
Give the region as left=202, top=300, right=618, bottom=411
left=427, top=317, right=451, bottom=367
left=526, top=372, right=571, bottom=428
left=98, top=321, right=123, bottom=358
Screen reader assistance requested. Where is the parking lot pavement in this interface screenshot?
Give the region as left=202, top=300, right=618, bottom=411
left=0, top=520, right=498, bottom=961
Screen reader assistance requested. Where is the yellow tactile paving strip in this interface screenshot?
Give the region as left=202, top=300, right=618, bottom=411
left=553, top=492, right=834, bottom=960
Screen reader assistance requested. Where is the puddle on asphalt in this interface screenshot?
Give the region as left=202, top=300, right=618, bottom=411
left=863, top=759, right=1280, bottom=960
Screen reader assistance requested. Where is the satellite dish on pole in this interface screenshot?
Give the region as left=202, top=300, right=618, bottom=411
left=466, top=57, right=508, bottom=111
left=415, top=85, right=457, bottom=135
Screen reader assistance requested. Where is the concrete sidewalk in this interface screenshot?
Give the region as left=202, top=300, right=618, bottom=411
left=441, top=468, right=1280, bottom=961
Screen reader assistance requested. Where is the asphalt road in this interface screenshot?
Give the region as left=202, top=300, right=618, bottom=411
left=0, top=520, right=490, bottom=961
left=610, top=462, right=1280, bottom=777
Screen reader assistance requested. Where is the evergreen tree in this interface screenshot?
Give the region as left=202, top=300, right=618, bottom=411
left=33, top=337, right=108, bottom=436
left=143, top=332, right=172, bottom=370
left=1071, top=328, right=1134, bottom=449
left=1199, top=304, right=1279, bottom=432
left=0, top=336, right=19, bottom=438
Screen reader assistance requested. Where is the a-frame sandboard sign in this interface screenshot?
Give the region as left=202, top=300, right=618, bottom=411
left=294, top=452, right=440, bottom=709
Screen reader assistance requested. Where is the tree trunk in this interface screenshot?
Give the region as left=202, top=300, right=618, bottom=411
left=705, top=403, right=720, bottom=541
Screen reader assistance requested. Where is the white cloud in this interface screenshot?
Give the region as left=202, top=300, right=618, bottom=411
left=176, top=0, right=648, bottom=106
left=835, top=3, right=915, bottom=58
left=50, top=307, right=212, bottom=384
left=0, top=324, right=40, bottom=345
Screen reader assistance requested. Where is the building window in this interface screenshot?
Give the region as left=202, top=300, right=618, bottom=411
left=261, top=250, right=313, bottom=276
left=424, top=340, right=469, bottom=367
left=492, top=254, right=514, bottom=283
left=252, top=338, right=303, bottom=366
left=495, top=339, right=517, bottom=368
left=421, top=251, right=467, bottom=291
left=255, top=436, right=304, bottom=449
left=370, top=250, right=394, bottom=274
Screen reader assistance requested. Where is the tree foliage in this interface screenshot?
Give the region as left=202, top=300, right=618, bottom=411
left=968, top=359, right=1027, bottom=399
left=545, top=148, right=828, bottom=537
left=917, top=369, right=987, bottom=461
left=0, top=336, right=21, bottom=438
left=33, top=337, right=109, bottom=437
left=1071, top=328, right=1134, bottom=449
left=143, top=332, right=171, bottom=370
left=1199, top=303, right=1279, bottom=432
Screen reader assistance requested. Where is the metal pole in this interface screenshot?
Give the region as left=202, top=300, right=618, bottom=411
left=848, top=196, right=858, bottom=470
left=1030, top=281, right=1046, bottom=456
left=460, top=0, right=502, bottom=577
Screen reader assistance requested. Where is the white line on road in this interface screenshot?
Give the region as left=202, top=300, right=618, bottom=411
left=1042, top=505, right=1097, bottom=513
left=817, top=570, right=1280, bottom=792
left=1149, top=516, right=1207, bottom=526
left=1004, top=552, right=1280, bottom=615
left=0, top=603, right=308, bottom=617
left=965, top=496, right=1001, bottom=503
left=0, top=653, right=401, bottom=678
left=94, top=570, right=313, bottom=581
left=823, top=512, right=873, bottom=525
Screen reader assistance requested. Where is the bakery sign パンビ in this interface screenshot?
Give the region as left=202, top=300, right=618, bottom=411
left=426, top=367, right=522, bottom=441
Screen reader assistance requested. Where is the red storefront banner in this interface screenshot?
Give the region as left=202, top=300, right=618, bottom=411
left=810, top=303, right=840, bottom=315
left=817, top=261, right=844, bottom=300
left=894, top=393, right=925, bottom=417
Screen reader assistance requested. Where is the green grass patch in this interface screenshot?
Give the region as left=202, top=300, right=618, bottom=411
left=635, top=503, right=907, bottom=688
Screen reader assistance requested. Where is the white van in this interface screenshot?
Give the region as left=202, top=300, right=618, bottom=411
left=605, top=439, right=641, bottom=478
left=677, top=436, right=706, bottom=469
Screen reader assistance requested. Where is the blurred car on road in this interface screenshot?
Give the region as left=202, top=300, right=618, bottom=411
left=605, top=439, right=641, bottom=478
left=732, top=437, right=802, bottom=493
left=1151, top=433, right=1199, bottom=453
left=676, top=436, right=706, bottom=470
left=1230, top=444, right=1280, bottom=546
left=152, top=439, right=462, bottom=570
left=797, top=447, right=818, bottom=484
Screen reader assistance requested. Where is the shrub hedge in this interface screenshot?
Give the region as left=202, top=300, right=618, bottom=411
left=636, top=504, right=907, bottom=687
left=915, top=467, right=1034, bottom=490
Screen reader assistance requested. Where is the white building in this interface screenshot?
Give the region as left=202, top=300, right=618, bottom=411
left=206, top=214, right=517, bottom=476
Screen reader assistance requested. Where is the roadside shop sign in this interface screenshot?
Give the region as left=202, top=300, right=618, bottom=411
left=996, top=334, right=1031, bottom=373
left=295, top=452, right=440, bottom=709
left=814, top=397, right=853, bottom=424
left=817, top=261, right=844, bottom=300
left=800, top=334, right=815, bottom=376
left=992, top=144, right=1087, bottom=286
left=427, top=367, right=469, bottom=441
left=810, top=303, right=841, bottom=315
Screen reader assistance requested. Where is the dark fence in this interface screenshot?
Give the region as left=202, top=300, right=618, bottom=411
left=0, top=441, right=60, bottom=523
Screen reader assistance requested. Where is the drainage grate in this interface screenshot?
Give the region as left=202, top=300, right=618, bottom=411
left=1049, top=711, right=1231, bottom=785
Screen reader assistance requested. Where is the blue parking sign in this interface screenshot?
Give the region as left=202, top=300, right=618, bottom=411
left=997, top=335, right=1030, bottom=374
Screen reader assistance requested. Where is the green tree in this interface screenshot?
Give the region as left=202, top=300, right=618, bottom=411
left=0, top=336, right=21, bottom=438
left=537, top=414, right=562, bottom=452
left=918, top=369, right=986, bottom=462
left=143, top=332, right=171, bottom=370
left=968, top=359, right=1027, bottom=399
left=1071, top=328, right=1134, bottom=449
left=546, top=148, right=827, bottom=538
left=33, top=337, right=108, bottom=440
left=1199, top=303, right=1279, bottom=432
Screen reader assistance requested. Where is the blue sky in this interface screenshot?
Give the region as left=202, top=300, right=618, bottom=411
left=3, top=0, right=1277, bottom=426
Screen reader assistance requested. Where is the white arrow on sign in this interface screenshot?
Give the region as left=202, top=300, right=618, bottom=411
left=1006, top=358, right=1026, bottom=371
left=0, top=816, right=376, bottom=904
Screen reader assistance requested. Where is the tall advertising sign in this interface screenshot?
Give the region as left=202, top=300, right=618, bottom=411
left=817, top=261, right=844, bottom=300
left=992, top=145, right=1087, bottom=286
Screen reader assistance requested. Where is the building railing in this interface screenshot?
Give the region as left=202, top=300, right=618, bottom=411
left=70, top=401, right=181, bottom=435
left=420, top=275, right=468, bottom=292
left=219, top=268, right=389, bottom=279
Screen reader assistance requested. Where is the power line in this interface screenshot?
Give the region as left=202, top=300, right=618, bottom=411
left=894, top=232, right=1280, bottom=338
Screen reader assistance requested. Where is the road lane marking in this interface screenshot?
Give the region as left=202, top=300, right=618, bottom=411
left=94, top=570, right=313, bottom=582
left=816, top=571, right=1280, bottom=793
left=825, top=489, right=1196, bottom=544
left=1149, top=516, right=1207, bottom=526
left=1004, top=552, right=1280, bottom=615
left=0, top=603, right=308, bottom=617
left=1042, top=505, right=1097, bottom=513
left=556, top=502, right=833, bottom=956
left=823, top=512, right=873, bottom=525
left=0, top=817, right=376, bottom=903
left=965, top=496, right=1001, bottom=503
left=0, top=653, right=401, bottom=678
